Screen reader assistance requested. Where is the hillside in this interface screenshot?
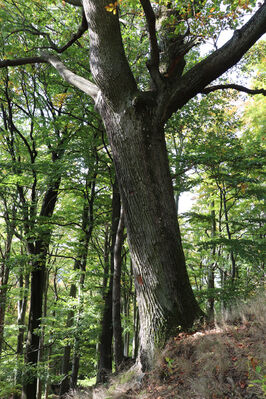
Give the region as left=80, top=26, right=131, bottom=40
left=70, top=296, right=265, bottom=399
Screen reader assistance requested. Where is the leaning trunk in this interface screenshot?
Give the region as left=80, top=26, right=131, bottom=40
left=98, top=101, right=203, bottom=370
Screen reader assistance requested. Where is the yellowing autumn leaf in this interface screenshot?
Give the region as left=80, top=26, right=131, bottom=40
left=238, top=183, right=248, bottom=193
left=105, top=2, right=118, bottom=14
left=52, top=93, right=71, bottom=108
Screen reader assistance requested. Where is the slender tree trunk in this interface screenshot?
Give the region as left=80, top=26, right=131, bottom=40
left=113, top=206, right=125, bottom=370
left=0, top=266, right=10, bottom=356
left=207, top=202, right=216, bottom=320
left=69, top=180, right=97, bottom=391
left=16, top=271, right=30, bottom=356
left=22, top=181, right=61, bottom=399
left=96, top=178, right=121, bottom=383
left=13, top=269, right=30, bottom=399
left=60, top=153, right=98, bottom=396
left=23, top=260, right=45, bottom=399
left=71, top=269, right=87, bottom=390
left=222, top=189, right=237, bottom=281
left=132, top=291, right=140, bottom=361
left=0, top=220, right=14, bottom=356
left=70, top=201, right=95, bottom=389
left=44, top=270, right=59, bottom=399
left=123, top=257, right=133, bottom=358
left=36, top=269, right=49, bottom=399
left=59, top=283, right=76, bottom=397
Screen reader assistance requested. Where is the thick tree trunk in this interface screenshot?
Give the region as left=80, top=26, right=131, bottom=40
left=98, top=101, right=203, bottom=370
left=83, top=0, right=266, bottom=372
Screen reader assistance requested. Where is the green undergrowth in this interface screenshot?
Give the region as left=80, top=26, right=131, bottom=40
left=69, top=294, right=265, bottom=399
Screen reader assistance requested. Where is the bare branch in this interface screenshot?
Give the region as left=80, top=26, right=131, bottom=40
left=44, top=54, right=99, bottom=100
left=0, top=56, right=47, bottom=68
left=139, top=0, right=161, bottom=86
left=201, top=84, right=266, bottom=96
left=9, top=11, right=88, bottom=54
left=0, top=54, right=99, bottom=100
left=64, top=0, right=82, bottom=6
left=57, top=11, right=88, bottom=53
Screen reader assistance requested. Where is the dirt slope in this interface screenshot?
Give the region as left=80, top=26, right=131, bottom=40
left=71, top=296, right=265, bottom=399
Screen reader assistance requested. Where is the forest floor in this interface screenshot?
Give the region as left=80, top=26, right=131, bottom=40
left=70, top=296, right=265, bottom=399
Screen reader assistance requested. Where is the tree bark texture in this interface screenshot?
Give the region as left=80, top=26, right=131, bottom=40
left=97, top=98, right=203, bottom=369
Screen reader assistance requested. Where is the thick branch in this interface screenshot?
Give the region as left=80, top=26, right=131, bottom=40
left=45, top=55, right=99, bottom=100
left=139, top=0, right=161, bottom=86
left=0, top=54, right=99, bottom=100
left=164, top=2, right=266, bottom=120
left=201, top=84, right=266, bottom=96
left=83, top=0, right=137, bottom=109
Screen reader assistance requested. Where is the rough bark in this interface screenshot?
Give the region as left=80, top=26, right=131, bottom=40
left=97, top=98, right=203, bottom=369
left=83, top=1, right=265, bottom=368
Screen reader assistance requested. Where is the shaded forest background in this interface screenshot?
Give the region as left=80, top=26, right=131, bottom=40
left=0, top=0, right=265, bottom=397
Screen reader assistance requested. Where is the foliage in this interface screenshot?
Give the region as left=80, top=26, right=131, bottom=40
left=0, top=0, right=265, bottom=396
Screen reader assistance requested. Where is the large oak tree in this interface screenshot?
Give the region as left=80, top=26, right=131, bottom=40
left=1, top=0, right=265, bottom=387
